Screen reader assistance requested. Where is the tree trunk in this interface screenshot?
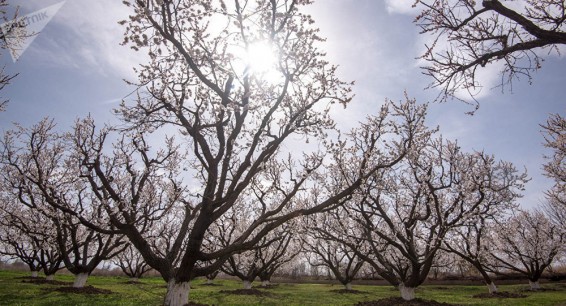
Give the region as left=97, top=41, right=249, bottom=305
left=243, top=280, right=252, bottom=289
left=486, top=282, right=498, bottom=294
left=46, top=274, right=55, bottom=281
left=130, top=277, right=139, bottom=282
left=31, top=271, right=39, bottom=278
left=206, top=278, right=213, bottom=285
left=164, top=280, right=190, bottom=306
left=344, top=282, right=353, bottom=290
left=73, top=272, right=89, bottom=288
left=529, top=280, right=541, bottom=290
left=261, top=280, right=270, bottom=287
left=399, top=283, right=416, bottom=301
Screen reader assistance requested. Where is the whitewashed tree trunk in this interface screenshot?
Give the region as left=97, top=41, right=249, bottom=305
left=73, top=273, right=89, bottom=288
left=46, top=274, right=55, bottom=281
left=130, top=277, right=139, bottom=282
left=399, top=283, right=416, bottom=301
left=164, top=280, right=190, bottom=306
left=206, top=278, right=213, bottom=285
left=344, top=282, right=352, bottom=290
left=486, top=282, right=498, bottom=293
left=529, top=280, right=541, bottom=290
left=31, top=271, right=39, bottom=278
left=243, top=280, right=252, bottom=289
left=261, top=280, right=270, bottom=287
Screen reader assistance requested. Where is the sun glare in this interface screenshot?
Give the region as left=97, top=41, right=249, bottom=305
left=246, top=41, right=277, bottom=74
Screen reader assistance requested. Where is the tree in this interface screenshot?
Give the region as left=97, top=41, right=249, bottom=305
left=415, top=0, right=566, bottom=106
left=302, top=209, right=366, bottom=291
left=113, top=244, right=152, bottom=281
left=65, top=0, right=431, bottom=304
left=0, top=196, right=63, bottom=280
left=442, top=216, right=501, bottom=293
left=0, top=119, right=128, bottom=288
left=489, top=209, right=565, bottom=290
left=342, top=137, right=527, bottom=300
left=214, top=209, right=299, bottom=289
left=541, top=113, right=566, bottom=220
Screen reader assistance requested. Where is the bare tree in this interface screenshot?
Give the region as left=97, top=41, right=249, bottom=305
left=489, top=209, right=565, bottom=290
left=341, top=137, right=527, bottom=300
left=415, top=0, right=566, bottom=106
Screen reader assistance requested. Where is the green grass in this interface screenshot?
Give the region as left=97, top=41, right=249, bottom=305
left=0, top=270, right=565, bottom=305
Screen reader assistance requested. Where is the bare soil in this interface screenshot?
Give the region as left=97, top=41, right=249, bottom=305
left=200, top=283, right=222, bottom=286
left=53, top=285, right=113, bottom=294
left=356, top=297, right=460, bottom=306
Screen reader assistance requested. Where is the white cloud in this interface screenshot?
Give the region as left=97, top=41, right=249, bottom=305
left=384, top=0, right=417, bottom=15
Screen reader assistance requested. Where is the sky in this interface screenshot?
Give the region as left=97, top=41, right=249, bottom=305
left=0, top=0, right=564, bottom=210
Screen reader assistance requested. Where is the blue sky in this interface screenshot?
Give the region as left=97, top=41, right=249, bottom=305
left=1, top=0, right=564, bottom=209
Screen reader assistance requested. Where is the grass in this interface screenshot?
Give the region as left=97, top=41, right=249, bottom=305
left=0, top=270, right=565, bottom=305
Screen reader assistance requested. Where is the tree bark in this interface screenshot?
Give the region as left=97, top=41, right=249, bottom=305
left=31, top=271, right=39, bottom=278
left=344, top=282, right=353, bottom=290
left=164, top=280, right=190, bottom=306
left=72, top=272, right=89, bottom=288
left=399, top=283, right=416, bottom=301
left=243, top=280, right=252, bottom=289
left=261, top=280, right=270, bottom=287
left=486, top=282, right=498, bottom=294
left=46, top=274, right=55, bottom=281
left=529, top=280, right=541, bottom=290
left=206, top=278, right=213, bottom=285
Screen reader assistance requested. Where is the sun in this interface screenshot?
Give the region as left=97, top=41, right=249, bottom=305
left=245, top=41, right=277, bottom=75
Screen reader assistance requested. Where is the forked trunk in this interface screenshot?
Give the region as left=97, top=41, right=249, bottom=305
left=529, top=280, right=541, bottom=290
left=46, top=274, right=55, bottom=281
left=164, top=280, right=190, bottom=306
left=399, top=283, right=415, bottom=301
left=261, top=280, right=270, bottom=287
left=31, top=271, right=39, bottom=278
left=73, top=272, right=89, bottom=288
left=486, top=282, right=498, bottom=294
left=344, top=282, right=353, bottom=290
left=243, top=280, right=252, bottom=289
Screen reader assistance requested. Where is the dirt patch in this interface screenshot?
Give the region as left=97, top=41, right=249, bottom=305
left=330, top=289, right=366, bottom=294
left=219, top=288, right=273, bottom=297
left=356, top=297, right=460, bottom=306
left=473, top=291, right=527, bottom=299
left=53, top=286, right=112, bottom=294
left=200, top=283, right=222, bottom=286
